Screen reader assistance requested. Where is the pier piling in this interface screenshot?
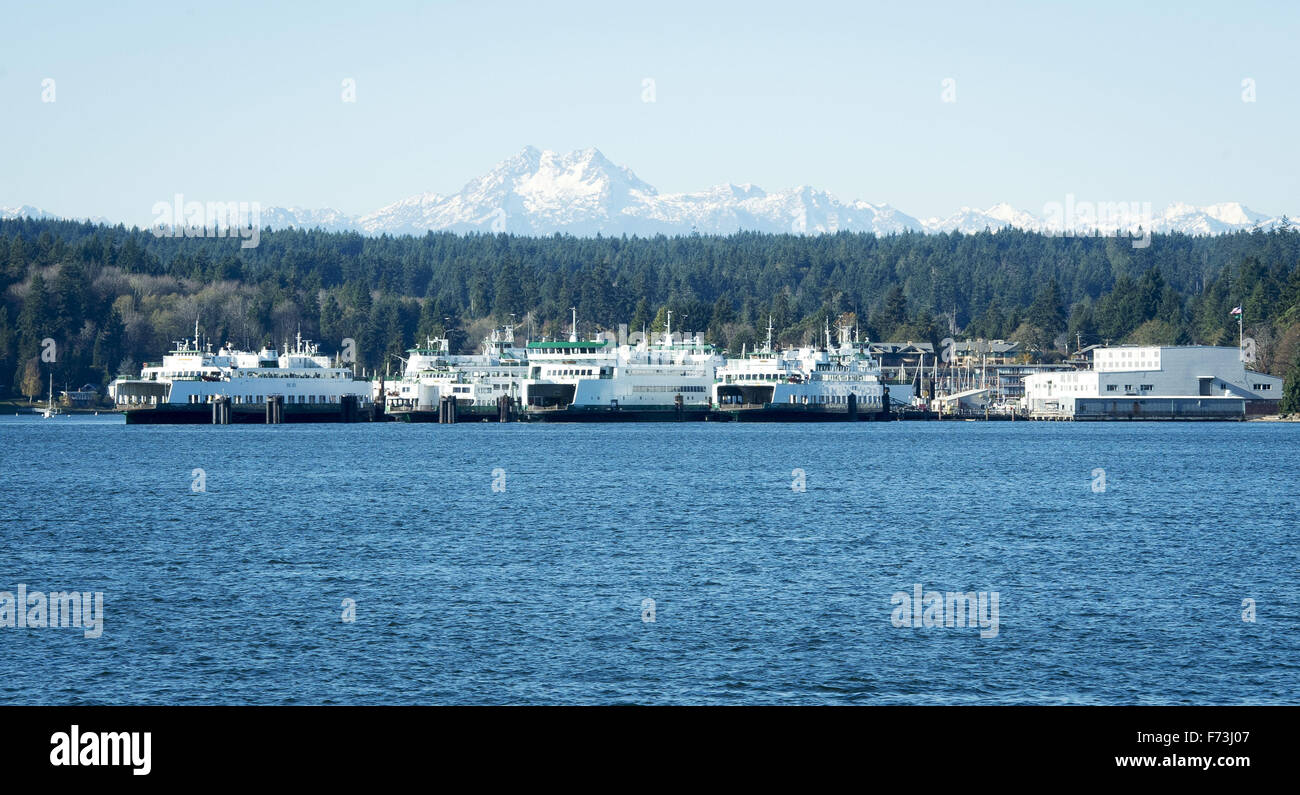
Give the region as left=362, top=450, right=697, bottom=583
left=439, top=395, right=458, bottom=424
left=266, top=395, right=284, bottom=424
left=211, top=396, right=231, bottom=425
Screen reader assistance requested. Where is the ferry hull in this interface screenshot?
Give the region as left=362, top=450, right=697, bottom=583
left=388, top=405, right=503, bottom=423
left=710, top=404, right=889, bottom=422
left=522, top=405, right=712, bottom=422
left=122, top=403, right=378, bottom=424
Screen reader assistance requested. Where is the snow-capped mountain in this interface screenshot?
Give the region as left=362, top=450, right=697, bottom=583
left=346, top=148, right=928, bottom=236
left=319, top=148, right=1293, bottom=237
left=1154, top=202, right=1276, bottom=235
left=257, top=206, right=356, bottom=233
left=3, top=149, right=1292, bottom=237
left=1, top=204, right=112, bottom=225
left=921, top=203, right=1040, bottom=234
left=1, top=205, right=56, bottom=220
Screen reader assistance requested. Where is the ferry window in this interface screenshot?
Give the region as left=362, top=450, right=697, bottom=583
left=1106, top=385, right=1117, bottom=392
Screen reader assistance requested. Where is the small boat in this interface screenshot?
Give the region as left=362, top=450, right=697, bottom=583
left=41, top=374, right=62, bottom=418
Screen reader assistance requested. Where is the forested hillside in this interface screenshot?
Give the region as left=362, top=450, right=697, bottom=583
left=2, top=218, right=1299, bottom=406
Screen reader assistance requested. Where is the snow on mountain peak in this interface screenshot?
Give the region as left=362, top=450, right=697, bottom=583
left=1202, top=202, right=1266, bottom=226
left=5, top=148, right=1293, bottom=238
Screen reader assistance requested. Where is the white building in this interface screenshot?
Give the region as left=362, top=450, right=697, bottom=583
left=1023, top=345, right=1283, bottom=420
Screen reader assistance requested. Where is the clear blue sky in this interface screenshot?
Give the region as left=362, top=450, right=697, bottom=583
left=2, top=0, right=1296, bottom=224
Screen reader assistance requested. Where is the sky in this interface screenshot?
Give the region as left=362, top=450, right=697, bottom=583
left=1, top=0, right=1297, bottom=224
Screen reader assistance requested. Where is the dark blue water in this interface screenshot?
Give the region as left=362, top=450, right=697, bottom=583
left=1, top=416, right=1297, bottom=704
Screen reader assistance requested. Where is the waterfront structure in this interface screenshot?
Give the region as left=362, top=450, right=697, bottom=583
left=712, top=321, right=887, bottom=420
left=381, top=326, right=529, bottom=421
left=992, top=363, right=1075, bottom=404
left=522, top=312, right=724, bottom=421
left=58, top=384, right=101, bottom=408
left=1022, top=345, right=1283, bottom=420
left=951, top=339, right=1021, bottom=367
left=108, top=328, right=373, bottom=423
left=870, top=342, right=932, bottom=382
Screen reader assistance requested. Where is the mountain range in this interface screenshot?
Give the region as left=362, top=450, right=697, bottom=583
left=3, top=147, right=1292, bottom=238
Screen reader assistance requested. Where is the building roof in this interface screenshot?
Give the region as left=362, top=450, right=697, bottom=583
left=954, top=340, right=1020, bottom=354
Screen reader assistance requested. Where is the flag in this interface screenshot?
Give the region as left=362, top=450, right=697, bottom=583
left=1230, top=306, right=1242, bottom=316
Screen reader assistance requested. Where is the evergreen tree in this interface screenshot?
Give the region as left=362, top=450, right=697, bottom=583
left=629, top=298, right=650, bottom=334
left=1281, top=362, right=1300, bottom=414
left=1027, top=279, right=1066, bottom=339
left=648, top=305, right=668, bottom=334
left=0, top=306, right=12, bottom=371
left=17, top=273, right=51, bottom=354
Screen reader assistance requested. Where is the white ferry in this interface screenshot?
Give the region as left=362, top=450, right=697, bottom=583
left=522, top=312, right=723, bottom=421
left=381, top=326, right=529, bottom=421
left=108, top=326, right=374, bottom=424
left=711, top=320, right=888, bottom=421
